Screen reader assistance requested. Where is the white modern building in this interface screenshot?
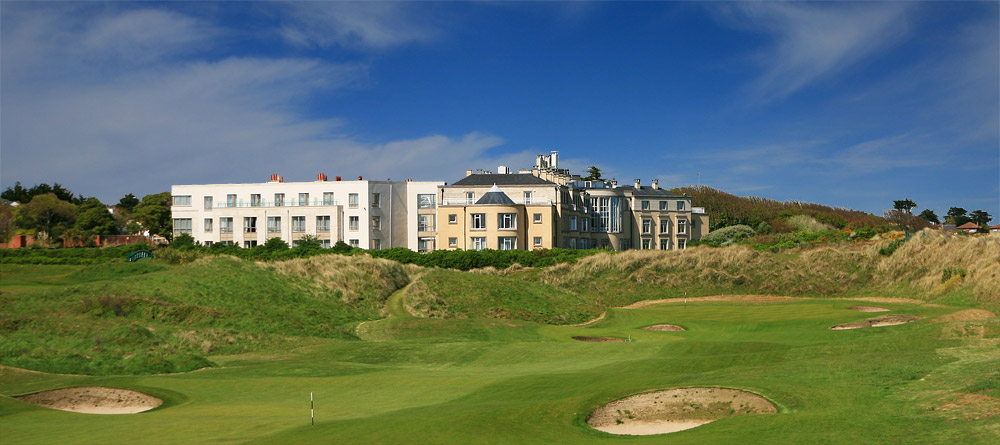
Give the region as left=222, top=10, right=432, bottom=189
left=171, top=174, right=442, bottom=250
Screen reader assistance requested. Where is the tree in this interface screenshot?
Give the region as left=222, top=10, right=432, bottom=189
left=893, top=199, right=917, bottom=214
left=917, top=209, right=939, bottom=224
left=263, top=237, right=289, bottom=251
left=1, top=182, right=82, bottom=205
left=132, top=192, right=172, bottom=239
left=946, top=207, right=970, bottom=226
left=74, top=197, right=119, bottom=236
left=582, top=166, right=605, bottom=182
left=969, top=210, right=992, bottom=227
left=0, top=201, right=16, bottom=242
left=117, top=193, right=140, bottom=212
left=13, top=193, right=77, bottom=239
left=884, top=209, right=931, bottom=232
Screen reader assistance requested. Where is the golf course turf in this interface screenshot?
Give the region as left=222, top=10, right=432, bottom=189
left=2, top=293, right=998, bottom=443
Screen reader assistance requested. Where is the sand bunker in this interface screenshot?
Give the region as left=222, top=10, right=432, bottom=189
left=641, top=324, right=686, bottom=331
left=587, top=387, right=776, bottom=436
left=847, top=306, right=890, bottom=312
left=573, top=336, right=626, bottom=342
left=16, top=386, right=162, bottom=414
left=830, top=315, right=923, bottom=330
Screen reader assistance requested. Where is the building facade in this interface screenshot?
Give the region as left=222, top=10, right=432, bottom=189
left=170, top=174, right=441, bottom=250
left=170, top=153, right=708, bottom=251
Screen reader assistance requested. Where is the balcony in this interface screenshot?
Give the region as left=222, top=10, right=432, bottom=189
left=215, top=199, right=339, bottom=209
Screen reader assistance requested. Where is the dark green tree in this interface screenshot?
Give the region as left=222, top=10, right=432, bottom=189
left=969, top=210, right=992, bottom=227
left=171, top=233, right=196, bottom=249
left=117, top=193, right=140, bottom=212
left=582, top=166, right=605, bottom=182
left=946, top=207, right=971, bottom=226
left=917, top=209, right=939, bottom=224
left=2, top=182, right=82, bottom=204
left=74, top=197, right=119, bottom=235
left=893, top=198, right=917, bottom=213
left=263, top=237, right=290, bottom=251
left=132, top=192, right=173, bottom=239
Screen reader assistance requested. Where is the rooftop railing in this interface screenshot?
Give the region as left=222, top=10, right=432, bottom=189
left=212, top=199, right=340, bottom=209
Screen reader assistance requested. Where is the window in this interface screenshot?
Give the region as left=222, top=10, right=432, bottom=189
left=250, top=194, right=261, bottom=207
left=418, top=194, right=436, bottom=209
left=569, top=238, right=576, bottom=249
left=299, top=193, right=309, bottom=206
left=533, top=213, right=542, bottom=223
left=533, top=236, right=542, bottom=246
left=320, top=240, right=331, bottom=249
left=641, top=200, right=650, bottom=210
left=449, top=214, right=458, bottom=224
left=498, top=236, right=516, bottom=251
left=524, top=191, right=532, bottom=205
left=678, top=219, right=687, bottom=234
left=418, top=237, right=435, bottom=253
left=582, top=218, right=589, bottom=232
left=659, top=201, right=667, bottom=211
left=227, top=194, right=236, bottom=207
left=349, top=216, right=359, bottom=231
left=448, top=237, right=458, bottom=247
left=292, top=216, right=305, bottom=232
left=677, top=201, right=685, bottom=211
left=204, top=218, right=213, bottom=232
left=274, top=193, right=284, bottom=207
left=465, top=192, right=475, bottom=204
left=371, top=193, right=381, bottom=208
left=316, top=216, right=330, bottom=232
left=172, top=195, right=192, bottom=206
left=221, top=217, right=233, bottom=233
left=371, top=239, right=382, bottom=250
left=498, top=213, right=516, bottom=230
left=173, top=218, right=192, bottom=234
left=243, top=217, right=257, bottom=233
left=471, top=213, right=486, bottom=230
left=471, top=237, right=487, bottom=250
left=418, top=214, right=435, bottom=232
left=349, top=239, right=359, bottom=248
left=371, top=216, right=381, bottom=230
left=204, top=241, right=214, bottom=247
left=642, top=219, right=652, bottom=234
left=678, top=239, right=686, bottom=249
left=323, top=192, right=334, bottom=205
left=267, top=216, right=281, bottom=233
left=660, top=239, right=670, bottom=250
left=349, top=193, right=358, bottom=208
left=244, top=240, right=258, bottom=248
left=660, top=218, right=670, bottom=234
left=570, top=216, right=578, bottom=231
left=642, top=239, right=651, bottom=250
left=204, top=196, right=213, bottom=209
left=581, top=239, right=589, bottom=249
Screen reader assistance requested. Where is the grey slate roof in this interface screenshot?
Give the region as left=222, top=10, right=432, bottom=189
left=475, top=185, right=517, bottom=205
left=618, top=185, right=687, bottom=198
left=450, top=174, right=554, bottom=187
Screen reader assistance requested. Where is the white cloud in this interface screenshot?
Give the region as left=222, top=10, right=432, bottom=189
left=278, top=2, right=441, bottom=50
left=713, top=2, right=913, bottom=102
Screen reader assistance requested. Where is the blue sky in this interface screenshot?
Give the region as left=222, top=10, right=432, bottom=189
left=2, top=1, right=997, bottom=222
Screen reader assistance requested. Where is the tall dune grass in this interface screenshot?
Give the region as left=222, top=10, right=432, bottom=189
left=263, top=254, right=412, bottom=304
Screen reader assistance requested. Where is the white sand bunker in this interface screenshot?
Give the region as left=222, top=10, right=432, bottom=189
left=641, top=324, right=685, bottom=331
left=847, top=306, right=890, bottom=312
left=587, top=387, right=776, bottom=436
left=830, top=315, right=923, bottom=330
left=16, top=386, right=162, bottom=414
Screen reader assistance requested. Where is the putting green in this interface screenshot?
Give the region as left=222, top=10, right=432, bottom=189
left=2, top=299, right=997, bottom=443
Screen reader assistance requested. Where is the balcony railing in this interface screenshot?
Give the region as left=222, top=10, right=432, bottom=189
left=214, top=199, right=339, bottom=209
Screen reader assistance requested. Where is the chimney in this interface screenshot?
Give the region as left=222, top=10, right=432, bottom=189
left=269, top=174, right=279, bottom=182
left=536, top=155, right=545, bottom=169
left=335, top=176, right=342, bottom=181
left=634, top=178, right=641, bottom=189
left=610, top=179, right=618, bottom=188
left=279, top=176, right=284, bottom=183
left=498, top=165, right=509, bottom=174
left=316, top=173, right=328, bottom=181
left=466, top=169, right=474, bottom=176
left=651, top=179, right=659, bottom=190
left=551, top=150, right=559, bottom=169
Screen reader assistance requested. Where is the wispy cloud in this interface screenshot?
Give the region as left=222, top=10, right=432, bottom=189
left=278, top=2, right=441, bottom=50
left=713, top=2, right=913, bottom=103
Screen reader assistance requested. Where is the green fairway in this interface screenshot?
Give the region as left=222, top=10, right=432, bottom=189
left=2, top=294, right=997, bottom=443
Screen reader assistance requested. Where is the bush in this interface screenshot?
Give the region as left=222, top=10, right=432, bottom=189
left=172, top=233, right=196, bottom=249
left=263, top=237, right=289, bottom=252
left=878, top=238, right=905, bottom=256
left=701, top=225, right=756, bottom=247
